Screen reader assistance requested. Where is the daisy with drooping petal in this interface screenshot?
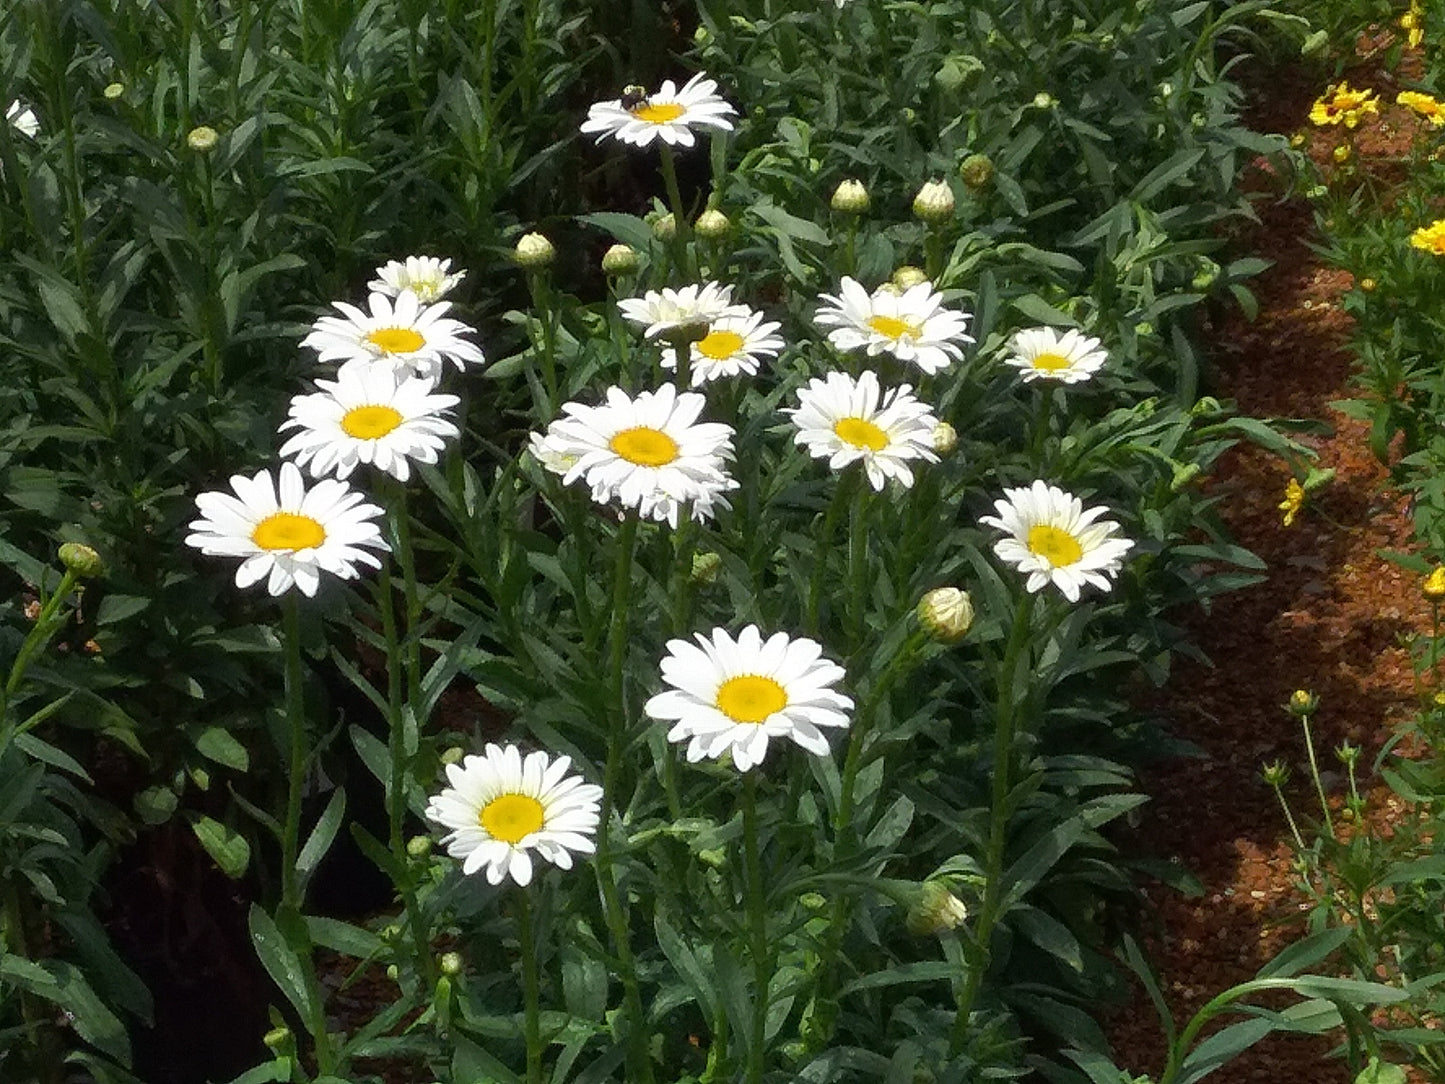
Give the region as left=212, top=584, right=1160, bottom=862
left=185, top=461, right=389, bottom=597
left=644, top=626, right=854, bottom=772
left=980, top=480, right=1134, bottom=603
left=367, top=256, right=466, bottom=303
left=581, top=73, right=737, bottom=148
left=425, top=743, right=602, bottom=887
left=6, top=100, right=38, bottom=138
left=786, top=370, right=939, bottom=491
left=278, top=359, right=461, bottom=482
left=617, top=281, right=750, bottom=341
left=814, top=276, right=974, bottom=375
left=301, top=291, right=484, bottom=381
left=660, top=308, right=784, bottom=385
left=540, top=384, right=736, bottom=526
left=1003, top=326, right=1108, bottom=385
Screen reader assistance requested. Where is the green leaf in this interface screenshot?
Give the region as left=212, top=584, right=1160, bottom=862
left=1129, top=148, right=1205, bottom=203
left=189, top=814, right=251, bottom=879
left=1010, top=293, right=1075, bottom=326
left=999, top=820, right=1086, bottom=911
left=134, top=785, right=179, bottom=826
left=1013, top=906, right=1083, bottom=971
left=248, top=905, right=319, bottom=1024
left=296, top=788, right=346, bottom=890
left=95, top=594, right=151, bottom=626
left=1177, top=1018, right=1273, bottom=1084
left=1254, top=927, right=1352, bottom=979
left=578, top=211, right=653, bottom=250
left=305, top=916, right=383, bottom=959
left=194, top=726, right=251, bottom=772
left=838, top=962, right=957, bottom=996
left=1356, top=1059, right=1409, bottom=1084
left=14, top=732, right=91, bottom=781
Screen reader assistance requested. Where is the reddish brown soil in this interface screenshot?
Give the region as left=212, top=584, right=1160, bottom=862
left=1108, top=46, right=1435, bottom=1083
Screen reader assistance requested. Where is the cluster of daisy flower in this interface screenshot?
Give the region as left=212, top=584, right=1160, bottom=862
left=185, top=254, right=479, bottom=597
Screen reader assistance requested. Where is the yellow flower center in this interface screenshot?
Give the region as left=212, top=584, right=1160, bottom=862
left=633, top=101, right=686, bottom=124
left=341, top=404, right=404, bottom=439
left=697, top=329, right=745, bottom=360
left=1026, top=524, right=1084, bottom=568
left=479, top=792, right=546, bottom=844
left=867, top=315, right=922, bottom=341
left=715, top=675, right=788, bottom=724
left=366, top=326, right=426, bottom=353
left=1030, top=351, right=1072, bottom=372
left=833, top=416, right=889, bottom=451
left=610, top=426, right=679, bottom=466
left=252, top=512, right=326, bottom=552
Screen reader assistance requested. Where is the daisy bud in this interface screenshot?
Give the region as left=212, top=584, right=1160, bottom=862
left=262, top=1026, right=294, bottom=1053
left=959, top=153, right=994, bottom=190
left=602, top=243, right=641, bottom=276
left=690, top=551, right=722, bottom=584
left=58, top=542, right=104, bottom=579
left=103, top=82, right=124, bottom=101
left=1334, top=740, right=1360, bottom=767
left=439, top=951, right=463, bottom=976
left=893, top=265, right=929, bottom=290
left=651, top=212, right=677, bottom=241
left=935, top=54, right=984, bottom=93
left=440, top=745, right=464, bottom=765
left=1287, top=689, right=1319, bottom=717
left=1424, top=568, right=1445, bottom=599
left=514, top=232, right=555, bottom=269
left=918, top=587, right=974, bottom=643
left=406, top=835, right=432, bottom=858
left=930, top=421, right=958, bottom=457
left=831, top=178, right=870, bottom=215
left=905, top=881, right=969, bottom=936
left=799, top=892, right=828, bottom=911
left=695, top=208, right=731, bottom=239
left=386, top=964, right=400, bottom=981
left=1261, top=760, right=1290, bottom=787
left=912, top=180, right=955, bottom=224
left=186, top=125, right=219, bottom=153
left=1032, top=91, right=1056, bottom=110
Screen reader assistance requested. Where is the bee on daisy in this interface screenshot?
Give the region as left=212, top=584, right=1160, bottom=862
left=301, top=291, right=484, bottom=381
left=425, top=743, right=602, bottom=887
left=786, top=370, right=940, bottom=491
left=185, top=462, right=389, bottom=597
left=814, top=276, right=974, bottom=375
left=581, top=73, right=737, bottom=149
left=1003, top=326, right=1108, bottom=385
left=278, top=359, right=461, bottom=482
left=644, top=625, right=854, bottom=772
left=980, top=480, right=1134, bottom=602
left=367, top=256, right=467, bottom=303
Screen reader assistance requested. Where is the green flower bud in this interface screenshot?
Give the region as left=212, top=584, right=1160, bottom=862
left=58, top=542, right=105, bottom=579
left=930, top=421, right=957, bottom=457
left=934, top=54, right=984, bottom=93
left=912, top=180, right=955, bottom=224
left=406, top=835, right=432, bottom=859
left=830, top=178, right=870, bottom=215
left=905, top=881, right=969, bottom=936
left=959, top=153, right=994, bottom=190
left=439, top=951, right=463, bottom=976
left=1287, top=689, right=1319, bottom=717
left=1032, top=91, right=1056, bottom=110
left=103, top=82, right=124, bottom=101
left=602, top=243, right=641, bottom=276
left=798, top=891, right=828, bottom=911
left=186, top=125, right=219, bottom=153
left=1261, top=759, right=1290, bottom=787
left=514, top=231, right=555, bottom=269
left=262, top=1026, right=294, bottom=1052
left=651, top=212, right=677, bottom=241
left=917, top=587, right=974, bottom=643
left=694, top=208, right=731, bottom=240
left=892, top=265, right=929, bottom=290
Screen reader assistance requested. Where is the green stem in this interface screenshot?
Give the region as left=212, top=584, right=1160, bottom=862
left=742, top=774, right=770, bottom=1084
left=807, top=476, right=854, bottom=636
left=1029, top=387, right=1052, bottom=466
left=658, top=143, right=695, bottom=275
left=528, top=271, right=560, bottom=411
left=280, top=596, right=306, bottom=914
left=3, top=881, right=62, bottom=1084
left=847, top=479, right=871, bottom=647
left=518, top=889, right=543, bottom=1084
left=671, top=338, right=692, bottom=393
left=1300, top=713, right=1334, bottom=839
left=925, top=226, right=943, bottom=282
left=949, top=591, right=1035, bottom=1055
left=389, top=484, right=423, bottom=705
left=0, top=570, right=78, bottom=732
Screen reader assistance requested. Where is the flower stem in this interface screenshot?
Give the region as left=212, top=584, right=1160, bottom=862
left=806, top=475, right=854, bottom=636
left=847, top=479, right=872, bottom=647
left=1300, top=714, right=1335, bottom=839
left=517, top=888, right=543, bottom=1084
left=280, top=595, right=306, bottom=914
left=949, top=590, right=1035, bottom=1055
left=742, top=773, right=770, bottom=1084
left=659, top=143, right=695, bottom=275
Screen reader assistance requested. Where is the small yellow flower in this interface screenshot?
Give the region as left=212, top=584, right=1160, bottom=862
left=1333, top=144, right=1351, bottom=163
left=1360, top=277, right=1377, bottom=292
left=1410, top=219, right=1445, bottom=255
left=1401, top=0, right=1424, bottom=50
left=1423, top=567, right=1445, bottom=599
left=1278, top=478, right=1305, bottom=527
left=1398, top=90, right=1445, bottom=127
left=1309, top=82, right=1379, bottom=128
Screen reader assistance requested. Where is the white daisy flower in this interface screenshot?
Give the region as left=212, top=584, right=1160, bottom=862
left=663, top=309, right=784, bottom=385
left=617, top=281, right=750, bottom=341
left=581, top=73, right=737, bottom=149
left=278, top=358, right=460, bottom=482
left=1003, top=326, right=1108, bottom=384
left=786, top=370, right=940, bottom=491
left=814, top=276, right=974, bottom=375
left=425, top=743, right=602, bottom=887
left=367, top=256, right=466, bottom=303
left=540, top=384, right=736, bottom=526
left=185, top=461, right=389, bottom=597
left=301, top=291, right=484, bottom=381
left=6, top=100, right=38, bottom=139
left=644, top=625, right=854, bottom=772
left=980, top=480, right=1134, bottom=602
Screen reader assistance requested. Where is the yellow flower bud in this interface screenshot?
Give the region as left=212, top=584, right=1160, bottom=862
left=831, top=178, right=870, bottom=215
left=602, top=243, right=641, bottom=276
left=186, top=125, right=219, bottom=152
left=513, top=232, right=555, bottom=269
left=906, top=881, right=968, bottom=935
left=918, top=587, right=974, bottom=643
left=1424, top=567, right=1445, bottom=599
left=912, top=180, right=955, bottom=224
left=694, top=208, right=731, bottom=240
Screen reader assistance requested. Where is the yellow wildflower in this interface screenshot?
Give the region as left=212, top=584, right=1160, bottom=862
left=1309, top=82, right=1380, bottom=128
left=1398, top=90, right=1445, bottom=127
left=1333, top=144, right=1351, bottom=163
left=1278, top=478, right=1305, bottom=527
left=1401, top=0, right=1424, bottom=50
left=1410, top=219, right=1445, bottom=255
left=1424, top=567, right=1445, bottom=599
